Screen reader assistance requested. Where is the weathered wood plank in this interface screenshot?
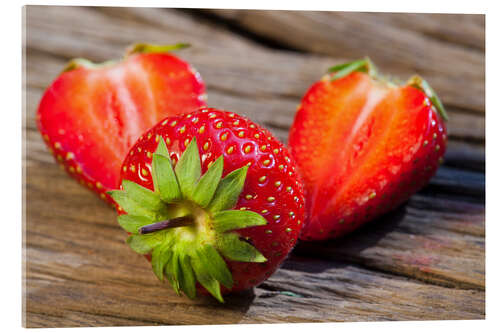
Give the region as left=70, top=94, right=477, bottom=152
left=445, top=141, right=484, bottom=172
left=25, top=178, right=485, bottom=326
left=25, top=251, right=485, bottom=327
left=25, top=49, right=485, bottom=171
left=204, top=10, right=485, bottom=52
left=24, top=130, right=485, bottom=325
left=24, top=308, right=151, bottom=328
left=25, top=6, right=485, bottom=118
left=428, top=166, right=484, bottom=198
left=295, top=193, right=485, bottom=290
left=204, top=9, right=485, bottom=113
left=345, top=13, right=485, bottom=51
left=24, top=5, right=485, bottom=326
left=25, top=7, right=485, bottom=147
left=25, top=265, right=485, bottom=326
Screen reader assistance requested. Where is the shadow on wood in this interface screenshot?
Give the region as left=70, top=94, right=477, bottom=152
left=293, top=205, right=408, bottom=269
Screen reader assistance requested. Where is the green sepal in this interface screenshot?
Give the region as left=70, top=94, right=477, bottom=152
left=213, top=210, right=267, bottom=233
left=178, top=254, right=197, bottom=299
left=191, top=251, right=224, bottom=303
left=108, top=190, right=157, bottom=220
left=175, top=138, right=201, bottom=199
left=126, top=231, right=168, bottom=255
left=126, top=43, right=190, bottom=57
left=192, top=156, right=224, bottom=207
left=151, top=242, right=173, bottom=281
left=122, top=180, right=162, bottom=211
left=328, top=57, right=376, bottom=81
left=217, top=233, right=267, bottom=263
left=154, top=137, right=169, bottom=157
left=117, top=215, right=153, bottom=234
left=208, top=165, right=248, bottom=213
left=408, top=75, right=449, bottom=121
left=152, top=137, right=182, bottom=201
left=197, top=245, right=233, bottom=289
left=152, top=154, right=182, bottom=202
left=165, top=252, right=182, bottom=295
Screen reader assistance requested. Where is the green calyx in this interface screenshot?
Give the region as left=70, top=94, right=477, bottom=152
left=62, top=58, right=118, bottom=73
left=62, top=42, right=189, bottom=73
left=407, top=75, right=449, bottom=121
left=328, top=58, right=448, bottom=122
left=108, top=138, right=267, bottom=303
left=328, top=57, right=377, bottom=81
left=125, top=43, right=190, bottom=56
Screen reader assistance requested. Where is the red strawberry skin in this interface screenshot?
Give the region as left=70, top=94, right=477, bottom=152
left=289, top=71, right=447, bottom=241
left=120, top=108, right=305, bottom=292
left=37, top=51, right=206, bottom=203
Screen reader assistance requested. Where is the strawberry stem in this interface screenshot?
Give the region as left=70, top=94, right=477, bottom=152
left=328, top=57, right=377, bottom=81
left=126, top=43, right=190, bottom=57
left=139, top=215, right=195, bottom=234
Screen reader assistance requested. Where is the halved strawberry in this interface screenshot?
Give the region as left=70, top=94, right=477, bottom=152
left=289, top=59, right=448, bottom=240
left=37, top=43, right=206, bottom=203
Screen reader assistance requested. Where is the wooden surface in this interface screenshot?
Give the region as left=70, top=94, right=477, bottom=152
left=23, top=6, right=485, bottom=327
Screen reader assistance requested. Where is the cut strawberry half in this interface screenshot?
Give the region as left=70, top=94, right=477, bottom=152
left=289, top=58, right=448, bottom=240
left=37, top=43, right=206, bottom=203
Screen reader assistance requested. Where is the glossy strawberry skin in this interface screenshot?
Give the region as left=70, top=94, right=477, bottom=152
left=289, top=72, right=447, bottom=241
left=37, top=52, right=206, bottom=203
left=119, top=108, right=305, bottom=292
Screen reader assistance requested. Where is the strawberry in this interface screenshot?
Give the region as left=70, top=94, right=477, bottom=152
left=37, top=43, right=206, bottom=203
left=108, top=108, right=305, bottom=302
left=289, top=58, right=448, bottom=241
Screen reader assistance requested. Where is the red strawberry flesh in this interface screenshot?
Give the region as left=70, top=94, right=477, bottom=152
left=37, top=50, right=206, bottom=202
left=289, top=69, right=447, bottom=240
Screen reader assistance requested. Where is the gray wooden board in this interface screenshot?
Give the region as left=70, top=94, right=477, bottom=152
left=23, top=6, right=485, bottom=326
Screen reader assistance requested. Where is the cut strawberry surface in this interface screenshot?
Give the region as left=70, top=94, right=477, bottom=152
left=37, top=43, right=206, bottom=203
left=289, top=59, right=447, bottom=240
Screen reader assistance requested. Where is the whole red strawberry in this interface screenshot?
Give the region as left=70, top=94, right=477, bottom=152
left=37, top=43, right=206, bottom=203
left=109, top=108, right=305, bottom=302
left=289, top=58, right=448, bottom=241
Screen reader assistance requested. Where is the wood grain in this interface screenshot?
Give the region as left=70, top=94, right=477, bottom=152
left=24, top=10, right=485, bottom=171
left=24, top=162, right=484, bottom=325
left=23, top=6, right=485, bottom=326
left=204, top=9, right=485, bottom=113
